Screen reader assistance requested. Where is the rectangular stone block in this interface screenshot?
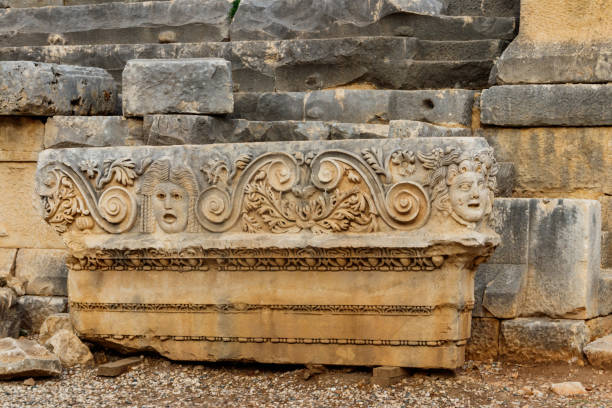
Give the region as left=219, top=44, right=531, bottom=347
left=122, top=59, right=233, bottom=116
left=44, top=116, right=144, bottom=148
left=17, top=295, right=67, bottom=334
left=481, top=85, right=612, bottom=126
left=0, top=162, right=65, bottom=249
left=0, top=248, right=16, bottom=284
left=0, top=117, right=44, bottom=161
left=388, top=120, right=472, bottom=139
left=500, top=318, right=589, bottom=363
left=466, top=317, right=499, bottom=361
left=15, top=249, right=68, bottom=297
left=0, top=61, right=117, bottom=116
left=480, top=127, right=611, bottom=196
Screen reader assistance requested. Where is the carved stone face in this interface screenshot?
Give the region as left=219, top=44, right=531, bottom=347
left=448, top=171, right=488, bottom=223
left=152, top=182, right=189, bottom=233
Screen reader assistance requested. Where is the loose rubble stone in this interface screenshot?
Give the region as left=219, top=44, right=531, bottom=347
left=495, top=0, right=612, bottom=84
left=122, top=59, right=233, bottom=116
left=44, top=329, right=93, bottom=367
left=0, top=0, right=231, bottom=47
left=97, top=356, right=142, bottom=377
left=45, top=116, right=144, bottom=148
left=481, top=85, right=612, bottom=126
left=39, top=313, right=72, bottom=344
left=466, top=317, right=499, bottom=361
left=550, top=382, right=588, bottom=396
left=371, top=366, right=409, bottom=386
left=586, top=315, right=612, bottom=342
left=500, top=318, right=589, bottom=363
left=388, top=120, right=472, bottom=139
left=0, top=61, right=117, bottom=116
left=0, top=287, right=19, bottom=338
left=0, top=248, right=16, bottom=284
left=15, top=249, right=68, bottom=297
left=0, top=338, right=61, bottom=379
left=0, top=116, right=45, bottom=161
left=584, top=335, right=612, bottom=370
left=230, top=0, right=514, bottom=41
left=17, top=295, right=67, bottom=334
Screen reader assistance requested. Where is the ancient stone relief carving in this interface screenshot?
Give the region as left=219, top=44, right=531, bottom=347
left=37, top=145, right=498, bottom=236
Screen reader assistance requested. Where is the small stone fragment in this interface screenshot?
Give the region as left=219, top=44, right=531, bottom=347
left=372, top=366, right=409, bottom=386
left=23, top=377, right=35, bottom=386
left=0, top=338, right=61, bottom=379
left=44, top=329, right=93, bottom=367
left=550, top=382, right=588, bottom=396
left=97, top=356, right=142, bottom=377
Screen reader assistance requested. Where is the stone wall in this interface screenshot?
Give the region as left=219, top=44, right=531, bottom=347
left=0, top=0, right=610, bottom=365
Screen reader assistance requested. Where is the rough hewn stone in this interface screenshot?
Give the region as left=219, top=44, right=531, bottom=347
left=494, top=0, right=612, bottom=84
left=584, top=335, right=612, bottom=369
left=0, top=116, right=44, bottom=161
left=500, top=318, right=589, bottom=363
left=0, top=0, right=231, bottom=47
left=231, top=0, right=514, bottom=41
left=0, top=248, right=16, bottom=284
left=44, top=116, right=144, bottom=148
left=466, top=317, right=499, bottom=361
left=0, top=338, right=61, bottom=379
left=15, top=249, right=68, bottom=297
left=17, top=296, right=67, bottom=334
left=44, top=329, right=93, bottom=367
left=481, top=85, right=612, bottom=126
left=551, top=382, right=588, bottom=396
left=0, top=61, right=117, bottom=116
left=0, top=287, right=20, bottom=338
left=0, top=162, right=65, bottom=249
left=122, top=59, right=233, bottom=116
left=587, top=315, right=612, bottom=342
left=39, top=313, right=72, bottom=344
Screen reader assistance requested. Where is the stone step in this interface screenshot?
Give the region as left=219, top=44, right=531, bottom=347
left=0, top=0, right=231, bottom=47
left=0, top=37, right=506, bottom=92
left=3, top=0, right=162, bottom=7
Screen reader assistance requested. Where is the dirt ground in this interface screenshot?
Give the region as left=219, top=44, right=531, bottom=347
left=2, top=351, right=612, bottom=408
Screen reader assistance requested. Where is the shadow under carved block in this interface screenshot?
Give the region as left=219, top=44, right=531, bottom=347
left=35, top=137, right=499, bottom=369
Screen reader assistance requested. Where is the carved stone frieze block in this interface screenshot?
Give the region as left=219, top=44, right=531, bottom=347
left=36, top=137, right=499, bottom=369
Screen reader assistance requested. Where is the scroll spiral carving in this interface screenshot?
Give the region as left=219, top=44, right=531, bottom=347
left=385, top=182, right=429, bottom=227
left=97, top=186, right=137, bottom=230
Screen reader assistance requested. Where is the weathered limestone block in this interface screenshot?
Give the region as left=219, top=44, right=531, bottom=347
left=45, top=116, right=144, bottom=148
left=122, top=59, right=233, bottom=116
left=0, top=0, right=232, bottom=47
left=466, top=317, right=499, bottom=361
left=388, top=120, right=472, bottom=139
left=481, top=85, right=612, bottom=126
left=585, top=335, right=612, bottom=369
left=15, top=249, right=68, bottom=297
left=230, top=0, right=515, bottom=41
left=0, top=162, right=65, bottom=249
left=36, top=137, right=499, bottom=369
left=17, top=295, right=67, bottom=333
left=443, top=0, right=520, bottom=17
left=480, top=127, right=612, bottom=196
left=39, top=313, right=72, bottom=343
left=0, top=287, right=20, bottom=338
left=500, top=318, right=589, bottom=363
left=602, top=231, right=611, bottom=269
left=0, top=248, right=16, bottom=284
left=0, top=117, right=44, bottom=161
left=44, top=329, right=93, bottom=367
left=0, top=61, right=117, bottom=116
left=0, top=338, right=61, bottom=379
left=495, top=0, right=612, bottom=83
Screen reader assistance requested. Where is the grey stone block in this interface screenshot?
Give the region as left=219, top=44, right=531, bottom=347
left=481, top=264, right=527, bottom=319
left=584, top=335, right=612, bottom=369
left=0, top=0, right=231, bottom=47
left=122, top=58, right=233, bottom=116
left=388, top=120, right=472, bottom=139
left=305, top=90, right=390, bottom=124
left=495, top=162, right=515, bottom=198
left=466, top=317, right=499, bottom=361
left=17, top=295, right=67, bottom=334
left=15, top=249, right=68, bottom=297
left=500, top=318, right=589, bottom=363
left=481, top=85, right=612, bottom=126
left=388, top=89, right=476, bottom=126
left=0, top=61, right=117, bottom=116
left=44, top=116, right=144, bottom=148
left=230, top=0, right=515, bottom=41
left=443, top=0, right=520, bottom=17
left=488, top=198, right=530, bottom=265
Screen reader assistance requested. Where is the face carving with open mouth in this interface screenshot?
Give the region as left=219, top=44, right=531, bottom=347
left=152, top=182, right=189, bottom=233
left=448, top=171, right=488, bottom=223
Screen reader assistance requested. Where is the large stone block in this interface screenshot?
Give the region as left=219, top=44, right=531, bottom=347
left=0, top=0, right=231, bottom=46
left=466, top=317, right=499, bottom=361
left=230, top=0, right=515, bottom=40
left=0, top=162, right=65, bottom=249
left=0, top=338, right=61, bottom=379
left=17, top=295, right=67, bottom=333
left=388, top=120, right=473, bottom=139
left=481, top=85, right=612, bottom=126
left=15, top=249, right=68, bottom=297
left=0, top=116, right=44, bottom=161
left=480, top=127, right=612, bottom=196
left=500, top=318, right=589, bottom=363
left=45, top=116, right=144, bottom=148
left=36, top=137, right=499, bottom=369
left=122, top=59, right=233, bottom=116
left=0, top=61, right=117, bottom=116
left=494, top=0, right=612, bottom=84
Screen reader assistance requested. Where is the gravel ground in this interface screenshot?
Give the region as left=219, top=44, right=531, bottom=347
left=1, top=355, right=612, bottom=408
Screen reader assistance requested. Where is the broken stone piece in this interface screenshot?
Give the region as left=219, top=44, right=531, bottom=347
left=39, top=313, right=72, bottom=344
left=372, top=366, right=409, bottom=386
left=550, top=382, right=588, bottom=397
left=584, top=335, right=612, bottom=370
left=97, top=356, right=142, bottom=377
left=44, top=329, right=93, bottom=367
left=0, top=338, right=61, bottom=379
left=122, top=58, right=233, bottom=116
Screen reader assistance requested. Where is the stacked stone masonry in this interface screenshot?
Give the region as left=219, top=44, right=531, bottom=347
left=0, top=0, right=610, bottom=368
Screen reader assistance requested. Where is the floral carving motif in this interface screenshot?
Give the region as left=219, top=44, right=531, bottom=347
left=40, top=170, right=89, bottom=233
